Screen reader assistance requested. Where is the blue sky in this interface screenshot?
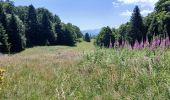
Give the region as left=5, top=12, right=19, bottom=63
left=13, top=0, right=158, bottom=30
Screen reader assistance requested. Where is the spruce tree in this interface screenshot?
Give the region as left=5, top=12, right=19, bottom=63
left=0, top=24, right=9, bottom=53
left=8, top=14, right=25, bottom=52
left=41, top=12, right=55, bottom=45
left=84, top=33, right=91, bottom=42
left=26, top=5, right=39, bottom=47
left=129, top=6, right=144, bottom=46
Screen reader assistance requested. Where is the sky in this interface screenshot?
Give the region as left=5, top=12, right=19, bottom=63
left=13, top=0, right=159, bottom=30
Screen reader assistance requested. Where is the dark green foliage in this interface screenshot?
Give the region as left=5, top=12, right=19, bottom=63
left=55, top=22, right=64, bottom=45
left=56, top=23, right=80, bottom=46
left=96, top=26, right=115, bottom=48
left=147, top=16, right=159, bottom=43
left=0, top=1, right=87, bottom=53
left=117, top=23, right=130, bottom=45
left=40, top=12, right=56, bottom=45
left=84, top=33, right=91, bottom=42
left=155, top=0, right=170, bottom=12
left=53, top=14, right=61, bottom=23
left=62, top=23, right=76, bottom=46
left=25, top=5, right=39, bottom=47
left=0, top=24, right=9, bottom=53
left=164, top=12, right=170, bottom=38
left=8, top=14, right=26, bottom=52
left=14, top=6, right=28, bottom=23
left=0, top=4, right=7, bottom=29
left=73, top=25, right=83, bottom=38
left=36, top=8, right=54, bottom=23
left=129, top=6, right=145, bottom=45
left=2, top=1, right=14, bottom=14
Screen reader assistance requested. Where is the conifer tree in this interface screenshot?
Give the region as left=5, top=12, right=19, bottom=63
left=26, top=5, right=39, bottom=47
left=41, top=12, right=55, bottom=45
left=129, top=6, right=145, bottom=46
left=8, top=14, right=25, bottom=52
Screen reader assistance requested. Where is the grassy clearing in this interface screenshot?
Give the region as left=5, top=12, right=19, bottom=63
left=0, top=41, right=170, bottom=99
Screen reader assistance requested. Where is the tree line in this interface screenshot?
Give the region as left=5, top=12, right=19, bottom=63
left=96, top=0, right=170, bottom=48
left=0, top=0, right=83, bottom=53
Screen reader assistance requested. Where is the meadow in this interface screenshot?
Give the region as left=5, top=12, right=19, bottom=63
left=0, top=41, right=170, bottom=99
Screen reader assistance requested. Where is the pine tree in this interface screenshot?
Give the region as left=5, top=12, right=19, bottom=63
left=40, top=12, right=55, bottom=45
left=0, top=24, right=9, bottom=53
left=84, top=33, right=91, bottom=42
left=8, top=14, right=25, bottom=52
left=129, top=6, right=145, bottom=46
left=26, top=5, right=39, bottom=47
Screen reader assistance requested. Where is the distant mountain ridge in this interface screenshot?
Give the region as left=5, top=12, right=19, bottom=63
left=82, top=29, right=101, bottom=36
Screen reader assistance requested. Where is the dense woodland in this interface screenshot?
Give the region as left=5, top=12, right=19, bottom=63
left=96, top=0, right=170, bottom=49
left=0, top=0, right=83, bottom=53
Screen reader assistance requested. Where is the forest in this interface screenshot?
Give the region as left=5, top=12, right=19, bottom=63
left=0, top=0, right=83, bottom=53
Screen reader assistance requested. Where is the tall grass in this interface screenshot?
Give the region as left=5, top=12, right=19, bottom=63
left=0, top=41, right=170, bottom=99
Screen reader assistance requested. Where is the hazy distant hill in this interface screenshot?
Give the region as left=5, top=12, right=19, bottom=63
left=82, top=29, right=101, bottom=36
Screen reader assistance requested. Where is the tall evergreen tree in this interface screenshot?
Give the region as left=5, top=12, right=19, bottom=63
left=40, top=12, right=55, bottom=45
left=0, top=24, right=9, bottom=53
left=8, top=14, right=25, bottom=52
left=26, top=5, right=39, bottom=47
left=129, top=6, right=145, bottom=46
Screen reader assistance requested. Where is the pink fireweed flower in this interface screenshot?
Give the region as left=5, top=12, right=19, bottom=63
left=109, top=38, right=113, bottom=48
left=160, top=38, right=166, bottom=49
left=134, top=40, right=140, bottom=49
left=165, top=37, right=170, bottom=46
left=151, top=37, right=160, bottom=49
left=109, top=42, right=112, bottom=48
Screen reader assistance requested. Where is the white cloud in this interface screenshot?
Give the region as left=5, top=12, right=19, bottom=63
left=117, top=0, right=159, bottom=8
left=120, top=9, right=152, bottom=16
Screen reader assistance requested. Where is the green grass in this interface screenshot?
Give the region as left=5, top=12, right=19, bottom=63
left=0, top=41, right=170, bottom=99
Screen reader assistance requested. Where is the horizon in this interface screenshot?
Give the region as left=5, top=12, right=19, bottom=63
left=14, top=0, right=158, bottom=30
